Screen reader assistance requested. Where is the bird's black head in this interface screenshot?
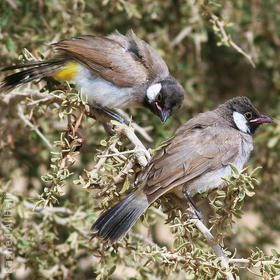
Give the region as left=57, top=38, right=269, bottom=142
left=221, top=96, right=273, bottom=134
left=144, top=77, right=185, bottom=123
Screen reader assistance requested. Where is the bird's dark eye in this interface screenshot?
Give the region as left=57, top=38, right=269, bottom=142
left=156, top=93, right=162, bottom=103
left=244, top=112, right=253, bottom=120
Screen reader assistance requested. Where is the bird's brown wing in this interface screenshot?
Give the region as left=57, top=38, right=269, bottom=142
left=124, top=31, right=169, bottom=82
left=139, top=118, right=242, bottom=203
left=53, top=31, right=169, bottom=87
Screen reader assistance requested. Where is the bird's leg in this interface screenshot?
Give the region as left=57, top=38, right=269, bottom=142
left=182, top=189, right=204, bottom=222
left=93, top=105, right=129, bottom=125
left=87, top=105, right=129, bottom=135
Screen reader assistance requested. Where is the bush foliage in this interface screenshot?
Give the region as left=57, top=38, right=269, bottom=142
left=1, top=0, right=280, bottom=279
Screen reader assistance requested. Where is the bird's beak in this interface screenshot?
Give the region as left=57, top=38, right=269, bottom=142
left=160, top=110, right=170, bottom=123
left=152, top=101, right=170, bottom=123
left=250, top=115, right=274, bottom=124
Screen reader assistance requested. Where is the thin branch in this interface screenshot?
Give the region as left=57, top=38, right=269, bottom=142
left=109, top=145, right=129, bottom=161
left=3, top=192, right=89, bottom=239
left=89, top=136, right=120, bottom=178
left=131, top=122, right=153, bottom=143
left=149, top=206, right=168, bottom=219
left=229, top=40, right=256, bottom=68
left=0, top=222, right=10, bottom=234
left=0, top=247, right=11, bottom=256
left=113, top=159, right=135, bottom=184
left=205, top=7, right=256, bottom=68
left=115, top=109, right=153, bottom=142
left=229, top=258, right=280, bottom=266
left=89, top=121, right=150, bottom=180
left=6, top=0, right=18, bottom=10
left=27, top=96, right=61, bottom=107
left=17, top=104, right=52, bottom=149
left=72, top=108, right=85, bottom=136
left=135, top=229, right=280, bottom=278
left=114, top=122, right=151, bottom=167
left=151, top=204, right=234, bottom=280
left=97, top=149, right=136, bottom=158
left=191, top=218, right=235, bottom=280
left=171, top=26, right=194, bottom=47
left=23, top=201, right=73, bottom=214
left=4, top=192, right=73, bottom=214
left=1, top=89, right=52, bottom=106
left=131, top=232, right=159, bottom=247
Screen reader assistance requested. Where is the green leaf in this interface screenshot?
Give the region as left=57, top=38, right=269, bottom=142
left=0, top=8, right=10, bottom=27
left=17, top=204, right=26, bottom=219
left=215, top=200, right=224, bottom=207
left=271, top=248, right=280, bottom=257
left=100, top=139, right=107, bottom=146
left=120, top=176, right=130, bottom=194
left=108, top=265, right=116, bottom=276
left=268, top=136, right=279, bottom=148
left=3, top=37, right=16, bottom=52
left=244, top=188, right=255, bottom=197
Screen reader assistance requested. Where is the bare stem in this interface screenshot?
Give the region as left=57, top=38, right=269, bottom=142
left=17, top=104, right=52, bottom=149
left=191, top=218, right=235, bottom=280
left=205, top=7, right=256, bottom=68
left=97, top=149, right=136, bottom=158
left=114, top=122, right=151, bottom=167
left=171, top=26, right=194, bottom=47
left=72, top=108, right=85, bottom=136
left=89, top=136, right=120, bottom=179
left=115, top=109, right=153, bottom=142
left=113, top=160, right=135, bottom=184
left=229, top=258, right=280, bottom=266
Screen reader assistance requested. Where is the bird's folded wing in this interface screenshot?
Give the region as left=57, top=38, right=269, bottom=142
left=142, top=124, right=242, bottom=203
left=125, top=31, right=169, bottom=82
left=53, top=31, right=169, bottom=88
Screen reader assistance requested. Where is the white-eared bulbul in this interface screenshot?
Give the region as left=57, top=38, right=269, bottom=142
left=0, top=31, right=185, bottom=123
left=91, top=96, right=273, bottom=242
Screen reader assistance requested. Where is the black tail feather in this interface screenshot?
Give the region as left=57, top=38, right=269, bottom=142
left=1, top=60, right=53, bottom=71
left=0, top=59, right=66, bottom=91
left=91, top=193, right=149, bottom=243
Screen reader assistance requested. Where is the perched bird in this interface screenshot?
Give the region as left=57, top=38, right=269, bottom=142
left=0, top=31, right=185, bottom=123
left=91, top=96, right=273, bottom=243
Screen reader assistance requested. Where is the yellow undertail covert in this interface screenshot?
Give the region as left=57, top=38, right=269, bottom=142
left=52, top=62, right=79, bottom=81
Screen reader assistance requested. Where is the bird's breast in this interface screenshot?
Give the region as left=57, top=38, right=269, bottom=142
left=186, top=134, right=253, bottom=196
left=74, top=66, right=138, bottom=108
left=55, top=64, right=139, bottom=108
left=186, top=167, right=231, bottom=196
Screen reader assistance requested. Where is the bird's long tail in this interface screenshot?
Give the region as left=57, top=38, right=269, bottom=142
left=0, top=58, right=66, bottom=91
left=91, top=192, right=149, bottom=243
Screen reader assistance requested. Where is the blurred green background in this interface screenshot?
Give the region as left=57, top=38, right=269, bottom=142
left=0, top=0, right=280, bottom=279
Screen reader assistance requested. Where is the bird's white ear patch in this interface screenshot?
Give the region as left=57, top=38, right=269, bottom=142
left=233, top=111, right=250, bottom=133
left=146, top=83, right=162, bottom=102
